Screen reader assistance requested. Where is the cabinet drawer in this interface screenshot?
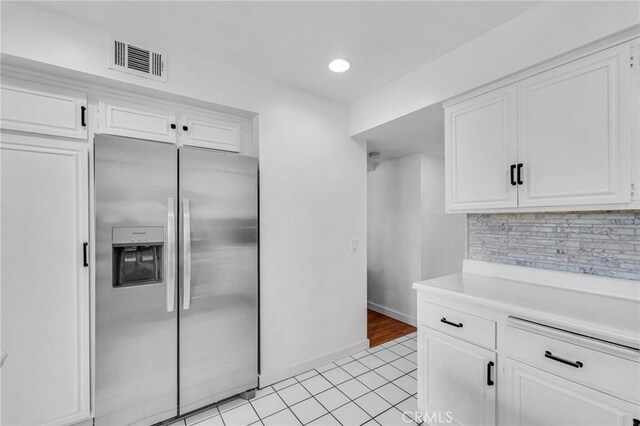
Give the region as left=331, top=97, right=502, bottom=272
left=418, top=301, right=496, bottom=349
left=506, top=324, right=640, bottom=404
left=1, top=80, right=88, bottom=139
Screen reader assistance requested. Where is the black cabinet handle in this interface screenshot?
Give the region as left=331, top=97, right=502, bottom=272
left=182, top=125, right=189, bottom=131
left=170, top=124, right=177, bottom=129
left=510, top=164, right=517, bottom=186
left=487, top=361, right=495, bottom=386
left=83, top=242, right=89, bottom=267
left=81, top=106, right=87, bottom=127
left=545, top=351, right=583, bottom=368
left=440, top=317, right=463, bottom=328
left=517, top=163, right=524, bottom=185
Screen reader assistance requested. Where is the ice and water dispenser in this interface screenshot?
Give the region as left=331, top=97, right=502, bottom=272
left=112, top=227, right=164, bottom=287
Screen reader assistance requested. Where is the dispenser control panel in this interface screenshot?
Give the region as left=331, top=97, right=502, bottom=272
left=113, top=227, right=164, bottom=246
left=112, top=227, right=164, bottom=287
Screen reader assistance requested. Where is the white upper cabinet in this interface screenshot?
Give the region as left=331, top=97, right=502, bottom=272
left=517, top=44, right=631, bottom=207
left=97, top=97, right=178, bottom=143
left=1, top=135, right=91, bottom=426
left=444, top=41, right=637, bottom=213
left=445, top=87, right=517, bottom=211
left=95, top=98, right=251, bottom=153
left=0, top=79, right=88, bottom=139
left=180, top=110, right=242, bottom=152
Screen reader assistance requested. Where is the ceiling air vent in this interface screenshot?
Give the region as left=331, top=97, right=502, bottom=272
left=109, top=38, right=167, bottom=82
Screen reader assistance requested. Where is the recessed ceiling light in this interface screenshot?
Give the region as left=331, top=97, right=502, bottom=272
left=328, top=58, right=351, bottom=73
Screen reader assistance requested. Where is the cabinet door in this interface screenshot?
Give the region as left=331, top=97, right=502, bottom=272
left=445, top=87, right=518, bottom=212
left=517, top=44, right=632, bottom=207
left=180, top=111, right=242, bottom=152
left=1, top=79, right=88, bottom=139
left=1, top=136, right=90, bottom=426
left=418, top=328, right=496, bottom=426
left=504, top=359, right=640, bottom=426
left=97, top=97, right=177, bottom=143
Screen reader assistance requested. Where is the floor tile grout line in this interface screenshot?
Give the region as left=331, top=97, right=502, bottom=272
left=312, top=355, right=415, bottom=425
left=266, top=336, right=416, bottom=398
left=311, top=356, right=417, bottom=411
left=300, top=361, right=393, bottom=425
left=333, top=350, right=418, bottom=393
left=301, top=369, right=369, bottom=424
left=372, top=394, right=421, bottom=426
left=215, top=334, right=417, bottom=426
left=325, top=343, right=418, bottom=424
left=262, top=384, right=307, bottom=425
left=293, top=372, right=346, bottom=426
left=246, top=394, right=266, bottom=426
left=313, top=373, right=376, bottom=426
left=392, top=394, right=421, bottom=423
left=372, top=397, right=420, bottom=426
left=220, top=405, right=227, bottom=426
left=223, top=365, right=416, bottom=425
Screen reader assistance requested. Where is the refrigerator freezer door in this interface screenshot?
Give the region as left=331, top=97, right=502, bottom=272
left=95, top=135, right=178, bottom=426
left=178, top=147, right=258, bottom=414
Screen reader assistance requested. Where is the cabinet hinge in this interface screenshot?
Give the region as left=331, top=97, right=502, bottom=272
left=631, top=183, right=636, bottom=199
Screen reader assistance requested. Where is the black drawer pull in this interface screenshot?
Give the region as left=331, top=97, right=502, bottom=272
left=170, top=123, right=177, bottom=129
left=81, top=106, right=87, bottom=127
left=440, top=317, right=463, bottom=328
left=183, top=125, right=189, bottom=131
left=545, top=351, right=583, bottom=368
left=83, top=242, right=89, bottom=267
left=487, top=361, right=495, bottom=386
left=510, top=164, right=517, bottom=186
left=517, top=163, right=524, bottom=185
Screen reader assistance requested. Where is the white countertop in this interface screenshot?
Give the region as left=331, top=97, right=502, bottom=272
left=413, top=271, right=640, bottom=349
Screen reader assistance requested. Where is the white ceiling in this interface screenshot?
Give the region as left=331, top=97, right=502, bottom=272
left=357, top=103, right=445, bottom=161
left=37, top=1, right=538, bottom=103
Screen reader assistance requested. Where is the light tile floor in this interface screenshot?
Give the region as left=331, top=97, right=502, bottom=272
left=175, top=332, right=420, bottom=426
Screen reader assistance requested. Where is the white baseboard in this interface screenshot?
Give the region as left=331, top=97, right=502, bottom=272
left=367, top=301, right=417, bottom=327
left=258, top=338, right=370, bottom=388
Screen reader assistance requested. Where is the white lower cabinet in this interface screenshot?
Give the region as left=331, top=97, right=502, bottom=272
left=504, top=359, right=640, bottom=426
left=0, top=135, right=91, bottom=426
left=416, top=295, right=640, bottom=426
left=419, top=329, right=496, bottom=426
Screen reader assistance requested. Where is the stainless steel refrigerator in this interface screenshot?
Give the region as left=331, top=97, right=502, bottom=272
left=94, top=135, right=258, bottom=426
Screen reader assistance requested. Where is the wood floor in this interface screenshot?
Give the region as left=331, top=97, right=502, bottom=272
left=367, top=309, right=416, bottom=347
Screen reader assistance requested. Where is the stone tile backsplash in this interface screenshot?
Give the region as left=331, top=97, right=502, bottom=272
left=467, top=211, right=640, bottom=280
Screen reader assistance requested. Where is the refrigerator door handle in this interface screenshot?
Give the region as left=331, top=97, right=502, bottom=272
left=166, top=197, right=176, bottom=312
left=182, top=198, right=192, bottom=310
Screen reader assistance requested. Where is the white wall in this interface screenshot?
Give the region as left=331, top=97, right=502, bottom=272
left=420, top=156, right=465, bottom=280
left=351, top=1, right=640, bottom=135
left=0, top=1, right=368, bottom=386
left=367, top=154, right=464, bottom=324
left=367, top=155, right=422, bottom=324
